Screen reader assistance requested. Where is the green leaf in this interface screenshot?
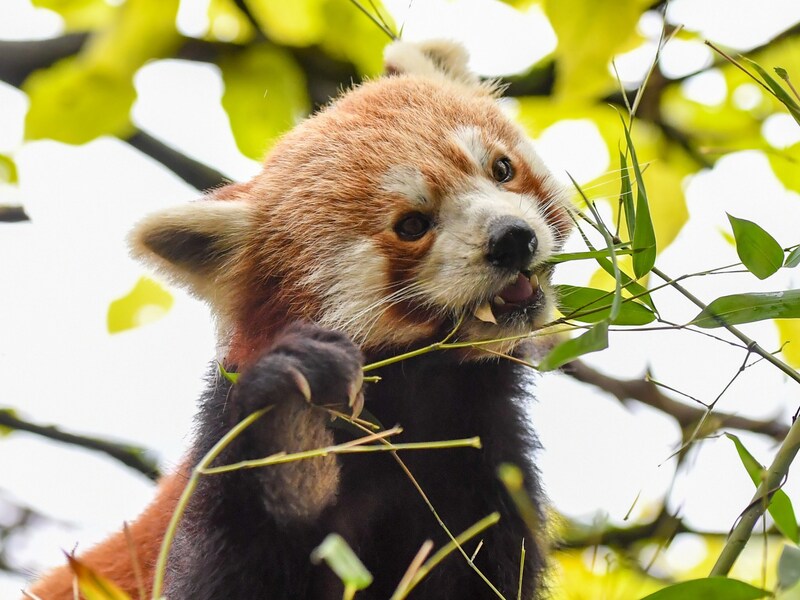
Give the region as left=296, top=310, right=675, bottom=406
left=556, top=285, right=655, bottom=325
left=726, top=433, right=799, bottom=543
left=0, top=155, right=18, bottom=184
left=220, top=44, right=310, bottom=160
left=639, top=577, right=770, bottom=600
left=691, top=290, right=800, bottom=328
left=779, top=545, right=800, bottom=591
left=107, top=276, right=174, bottom=334
left=310, top=533, right=373, bottom=590
left=620, top=116, right=657, bottom=279
left=594, top=254, right=657, bottom=312
left=619, top=149, right=635, bottom=242
left=538, top=321, right=609, bottom=372
left=728, top=214, right=784, bottom=280
left=745, top=58, right=800, bottom=126
left=785, top=247, right=800, bottom=269
left=217, top=362, right=239, bottom=384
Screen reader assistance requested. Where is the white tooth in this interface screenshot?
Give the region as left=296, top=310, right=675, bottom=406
left=474, top=301, right=497, bottom=324
left=493, top=296, right=506, bottom=306
left=529, top=274, right=540, bottom=290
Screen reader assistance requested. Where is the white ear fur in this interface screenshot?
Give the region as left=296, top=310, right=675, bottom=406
left=129, top=199, right=252, bottom=297
left=383, top=39, right=479, bottom=86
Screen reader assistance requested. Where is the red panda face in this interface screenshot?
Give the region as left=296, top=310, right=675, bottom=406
left=131, top=42, right=572, bottom=363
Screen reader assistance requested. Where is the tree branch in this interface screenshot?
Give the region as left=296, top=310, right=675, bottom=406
left=0, top=409, right=160, bottom=481
left=0, top=33, right=88, bottom=87
left=563, top=359, right=790, bottom=441
left=125, top=130, right=227, bottom=191
left=0, top=205, right=30, bottom=223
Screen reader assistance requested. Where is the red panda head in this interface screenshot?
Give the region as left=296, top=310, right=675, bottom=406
left=131, top=41, right=572, bottom=366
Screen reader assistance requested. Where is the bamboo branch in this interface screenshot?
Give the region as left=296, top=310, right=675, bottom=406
left=644, top=267, right=800, bottom=575
left=0, top=410, right=160, bottom=481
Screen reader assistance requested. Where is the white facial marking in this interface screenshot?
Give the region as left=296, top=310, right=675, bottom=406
left=452, top=126, right=491, bottom=170
left=303, top=240, right=431, bottom=348
left=381, top=166, right=432, bottom=208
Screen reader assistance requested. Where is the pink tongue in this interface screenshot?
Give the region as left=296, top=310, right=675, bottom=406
left=499, top=273, right=533, bottom=304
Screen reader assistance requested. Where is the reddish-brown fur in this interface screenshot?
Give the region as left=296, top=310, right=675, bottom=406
left=27, top=465, right=187, bottom=599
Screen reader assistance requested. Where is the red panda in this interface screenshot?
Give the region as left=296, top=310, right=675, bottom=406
left=26, top=40, right=571, bottom=599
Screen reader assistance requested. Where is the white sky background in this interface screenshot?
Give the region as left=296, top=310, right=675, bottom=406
left=1, top=0, right=800, bottom=594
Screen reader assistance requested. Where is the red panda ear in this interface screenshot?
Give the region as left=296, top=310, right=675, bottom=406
left=383, top=40, right=480, bottom=87
left=129, top=199, right=252, bottom=297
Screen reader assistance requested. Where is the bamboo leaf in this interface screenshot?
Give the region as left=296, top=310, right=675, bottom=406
left=311, top=533, right=373, bottom=590
left=785, top=247, right=800, bottom=269
left=538, top=321, right=609, bottom=371
left=745, top=58, right=800, bottom=125
left=67, top=555, right=132, bottom=600
left=619, top=116, right=656, bottom=278
left=619, top=149, right=635, bottom=242
left=728, top=214, right=784, bottom=280
left=593, top=256, right=657, bottom=312
left=639, top=576, right=770, bottom=599
left=726, top=433, right=799, bottom=543
left=556, top=285, right=655, bottom=325
left=778, top=545, right=800, bottom=591
left=691, top=290, right=800, bottom=328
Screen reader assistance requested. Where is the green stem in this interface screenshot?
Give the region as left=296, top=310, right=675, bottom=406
left=151, top=408, right=270, bottom=599
left=651, top=267, right=800, bottom=386
left=200, top=436, right=481, bottom=475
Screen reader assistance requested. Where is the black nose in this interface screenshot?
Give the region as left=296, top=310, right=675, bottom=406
left=485, top=217, right=538, bottom=271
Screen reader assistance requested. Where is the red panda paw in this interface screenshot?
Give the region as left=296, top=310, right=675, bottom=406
left=235, top=322, right=365, bottom=416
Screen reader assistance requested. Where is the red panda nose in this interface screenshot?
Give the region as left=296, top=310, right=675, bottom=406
left=485, top=217, right=538, bottom=271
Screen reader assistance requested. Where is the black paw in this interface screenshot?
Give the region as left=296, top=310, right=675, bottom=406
left=235, top=323, right=364, bottom=416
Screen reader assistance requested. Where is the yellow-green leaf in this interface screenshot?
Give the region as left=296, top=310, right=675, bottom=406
left=769, top=143, right=800, bottom=194
left=311, top=533, right=373, bottom=590
left=67, top=555, right=132, bottom=600
left=544, top=0, right=648, bottom=98
left=726, top=433, right=799, bottom=543
left=0, top=155, right=18, bottom=184
left=777, top=319, right=800, bottom=368
left=107, top=276, right=174, bottom=334
left=32, top=0, right=116, bottom=31
left=220, top=44, right=310, bottom=160
left=207, top=0, right=257, bottom=44
left=24, top=0, right=179, bottom=144
left=24, top=58, right=136, bottom=144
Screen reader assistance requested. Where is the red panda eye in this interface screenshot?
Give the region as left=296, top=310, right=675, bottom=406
left=395, top=213, right=432, bottom=241
left=492, top=157, right=514, bottom=183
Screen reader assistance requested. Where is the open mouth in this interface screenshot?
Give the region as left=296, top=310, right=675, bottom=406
left=474, top=271, right=545, bottom=325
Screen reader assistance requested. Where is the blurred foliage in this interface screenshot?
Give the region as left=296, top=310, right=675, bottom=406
left=4, top=0, right=800, bottom=598
left=107, top=276, right=174, bottom=334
